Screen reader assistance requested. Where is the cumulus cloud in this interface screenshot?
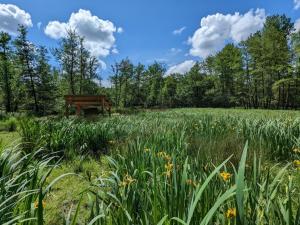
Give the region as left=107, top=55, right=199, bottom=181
left=166, top=60, right=196, bottom=75
left=295, top=0, right=300, bottom=10
left=295, top=19, right=300, bottom=32
left=45, top=9, right=118, bottom=57
left=188, top=9, right=266, bottom=58
left=0, top=4, right=32, bottom=35
left=173, top=26, right=186, bottom=35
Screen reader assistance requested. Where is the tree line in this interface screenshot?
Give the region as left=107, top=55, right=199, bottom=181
left=1, top=14, right=300, bottom=115
left=0, top=26, right=103, bottom=115
left=109, top=15, right=300, bottom=109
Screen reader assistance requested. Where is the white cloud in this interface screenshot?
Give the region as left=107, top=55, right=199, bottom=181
left=173, top=26, right=186, bottom=35
left=295, top=19, right=300, bottom=32
left=170, top=48, right=182, bottom=55
left=45, top=9, right=118, bottom=58
left=166, top=60, right=196, bottom=75
left=37, top=22, right=42, bottom=30
left=99, top=60, right=107, bottom=70
left=188, top=9, right=266, bottom=58
left=0, top=4, right=32, bottom=35
left=101, top=79, right=111, bottom=88
left=146, top=58, right=168, bottom=64
left=295, top=0, right=300, bottom=9
left=112, top=48, right=119, bottom=54
left=117, top=27, right=123, bottom=33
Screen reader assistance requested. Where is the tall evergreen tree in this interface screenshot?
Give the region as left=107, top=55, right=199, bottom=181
left=0, top=32, right=13, bottom=112
left=261, top=15, right=293, bottom=108
left=146, top=62, right=165, bottom=107
left=214, top=44, right=243, bottom=107
left=36, top=46, right=57, bottom=114
left=14, top=25, right=39, bottom=113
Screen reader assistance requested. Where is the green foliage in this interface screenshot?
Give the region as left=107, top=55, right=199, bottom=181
left=86, top=139, right=299, bottom=224
left=54, top=29, right=102, bottom=97
left=2, top=109, right=300, bottom=224
left=0, top=146, right=61, bottom=224
left=0, top=111, right=8, bottom=120
left=106, top=14, right=299, bottom=110
left=18, top=118, right=112, bottom=157
left=0, top=116, right=18, bottom=132
left=19, top=109, right=300, bottom=160
left=0, top=32, right=13, bottom=113
left=5, top=117, right=17, bottom=132
left=1, top=14, right=300, bottom=113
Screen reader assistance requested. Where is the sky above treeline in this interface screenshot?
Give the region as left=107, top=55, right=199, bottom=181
left=0, top=0, right=300, bottom=85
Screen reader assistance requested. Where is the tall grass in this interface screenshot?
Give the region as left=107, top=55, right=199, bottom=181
left=0, top=117, right=18, bottom=132
left=13, top=109, right=300, bottom=224
left=18, top=109, right=300, bottom=160
left=0, top=145, right=69, bottom=224
left=86, top=142, right=300, bottom=224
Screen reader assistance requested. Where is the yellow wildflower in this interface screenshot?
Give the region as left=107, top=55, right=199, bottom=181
left=293, top=148, right=300, bottom=154
left=165, top=162, right=173, bottom=171
left=144, top=148, right=150, bottom=152
left=157, top=151, right=165, bottom=157
left=226, top=208, right=236, bottom=219
left=293, top=160, right=300, bottom=168
left=220, top=171, right=232, bottom=182
left=186, top=179, right=197, bottom=187
left=164, top=162, right=174, bottom=178
left=119, top=173, right=136, bottom=187
left=34, top=200, right=46, bottom=209
left=164, top=154, right=171, bottom=161
left=157, top=151, right=171, bottom=161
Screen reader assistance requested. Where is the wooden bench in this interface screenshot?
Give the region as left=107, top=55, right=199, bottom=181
left=64, top=95, right=112, bottom=117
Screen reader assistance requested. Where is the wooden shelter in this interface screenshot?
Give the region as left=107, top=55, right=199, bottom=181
left=64, top=95, right=112, bottom=117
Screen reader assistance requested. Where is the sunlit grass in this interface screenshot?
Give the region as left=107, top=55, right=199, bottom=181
left=2, top=108, right=300, bottom=224
left=0, top=131, right=20, bottom=152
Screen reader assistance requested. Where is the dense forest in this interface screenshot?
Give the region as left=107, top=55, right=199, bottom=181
left=1, top=14, right=300, bottom=115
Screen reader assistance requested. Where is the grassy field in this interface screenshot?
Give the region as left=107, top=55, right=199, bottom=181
left=1, top=108, right=300, bottom=224
left=0, top=131, right=19, bottom=150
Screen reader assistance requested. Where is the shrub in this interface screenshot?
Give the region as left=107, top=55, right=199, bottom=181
left=18, top=118, right=113, bottom=157
left=0, top=111, right=8, bottom=121
left=5, top=117, right=18, bottom=132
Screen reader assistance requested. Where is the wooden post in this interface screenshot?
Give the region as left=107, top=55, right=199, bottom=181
left=65, top=103, right=69, bottom=118
left=101, top=97, right=104, bottom=114
left=76, top=104, right=81, bottom=116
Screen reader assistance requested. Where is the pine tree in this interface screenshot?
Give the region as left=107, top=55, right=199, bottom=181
left=0, top=32, right=13, bottom=112
left=14, top=25, right=39, bottom=113
left=36, top=46, right=57, bottom=115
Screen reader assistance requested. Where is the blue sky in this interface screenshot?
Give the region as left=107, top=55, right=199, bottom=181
left=0, top=0, right=300, bottom=83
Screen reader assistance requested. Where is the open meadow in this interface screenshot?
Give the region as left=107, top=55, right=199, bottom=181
left=1, top=0, right=300, bottom=224
left=1, top=108, right=300, bottom=224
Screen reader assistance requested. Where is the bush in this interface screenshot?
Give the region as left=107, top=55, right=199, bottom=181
left=0, top=117, right=18, bottom=132
left=5, top=117, right=18, bottom=132
left=0, top=111, right=8, bottom=121
left=18, top=118, right=114, bottom=157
